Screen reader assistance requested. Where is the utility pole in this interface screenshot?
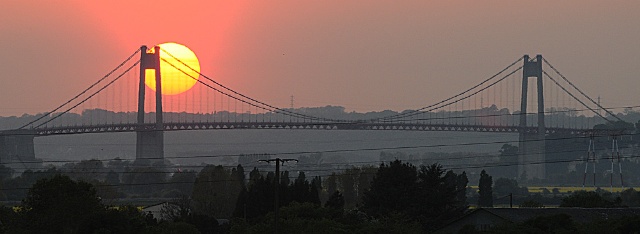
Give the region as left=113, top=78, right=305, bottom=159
left=509, top=193, right=513, bottom=208
left=496, top=193, right=513, bottom=208
left=259, top=158, right=298, bottom=234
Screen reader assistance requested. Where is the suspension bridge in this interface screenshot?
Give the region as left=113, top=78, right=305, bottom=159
left=0, top=45, right=627, bottom=180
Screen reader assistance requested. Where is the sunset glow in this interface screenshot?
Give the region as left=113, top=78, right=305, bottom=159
left=2, top=1, right=639, bottom=115
left=145, top=42, right=201, bottom=95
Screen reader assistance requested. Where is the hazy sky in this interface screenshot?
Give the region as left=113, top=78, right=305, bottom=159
left=1, top=1, right=639, bottom=116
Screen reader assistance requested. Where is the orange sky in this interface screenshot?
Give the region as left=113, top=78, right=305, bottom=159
left=1, top=1, right=639, bottom=116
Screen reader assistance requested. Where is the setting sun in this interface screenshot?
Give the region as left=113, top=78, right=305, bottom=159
left=145, top=42, right=200, bottom=95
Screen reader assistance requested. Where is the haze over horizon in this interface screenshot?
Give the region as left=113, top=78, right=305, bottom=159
left=1, top=1, right=639, bottom=116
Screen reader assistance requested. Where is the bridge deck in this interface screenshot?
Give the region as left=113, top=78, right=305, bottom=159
left=27, top=122, right=597, bottom=136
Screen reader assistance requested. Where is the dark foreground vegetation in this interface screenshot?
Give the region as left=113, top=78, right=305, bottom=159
left=467, top=213, right=640, bottom=234
left=0, top=160, right=469, bottom=233
left=3, top=158, right=640, bottom=233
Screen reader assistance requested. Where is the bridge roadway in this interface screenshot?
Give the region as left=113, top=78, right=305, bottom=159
left=27, top=121, right=596, bottom=136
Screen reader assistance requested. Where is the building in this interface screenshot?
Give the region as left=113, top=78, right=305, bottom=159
left=141, top=202, right=180, bottom=221
left=141, top=202, right=230, bottom=225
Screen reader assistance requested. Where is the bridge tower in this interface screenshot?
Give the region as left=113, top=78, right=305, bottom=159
left=135, top=45, right=164, bottom=166
left=518, top=54, right=546, bottom=180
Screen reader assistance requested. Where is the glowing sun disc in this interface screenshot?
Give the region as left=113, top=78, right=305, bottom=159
left=145, top=42, right=200, bottom=95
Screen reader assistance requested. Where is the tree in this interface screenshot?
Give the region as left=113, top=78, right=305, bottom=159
left=519, top=170, right=528, bottom=182
left=192, top=165, right=243, bottom=218
left=325, top=173, right=338, bottom=202
left=234, top=170, right=274, bottom=220
left=19, top=175, right=105, bottom=233
left=362, top=160, right=467, bottom=230
left=416, top=164, right=466, bottom=226
left=247, top=167, right=261, bottom=189
left=2, top=168, right=62, bottom=201
left=283, top=172, right=321, bottom=207
left=362, top=160, right=418, bottom=217
left=146, top=222, right=201, bottom=234
left=234, top=187, right=249, bottom=219
left=0, top=165, right=13, bottom=181
left=478, top=170, right=493, bottom=207
left=444, top=170, right=469, bottom=208
left=0, top=205, right=19, bottom=231
left=81, top=205, right=155, bottom=233
left=456, top=171, right=469, bottom=207
left=107, top=157, right=129, bottom=173
left=231, top=164, right=245, bottom=183
left=309, top=176, right=322, bottom=205
left=560, top=191, right=618, bottom=208
left=69, top=159, right=106, bottom=182
left=519, top=199, right=544, bottom=208
left=340, top=167, right=357, bottom=208
left=620, top=188, right=640, bottom=207
left=291, top=172, right=310, bottom=203
left=121, top=167, right=167, bottom=196
left=0, top=165, right=13, bottom=200
left=232, top=202, right=351, bottom=233
left=494, top=178, right=528, bottom=197
left=1, top=175, right=158, bottom=233
left=356, top=166, right=376, bottom=203
left=166, top=170, right=197, bottom=197
left=325, top=190, right=345, bottom=219
left=280, top=171, right=291, bottom=204
left=498, top=144, right=518, bottom=178
left=545, top=132, right=588, bottom=180
left=105, top=170, right=120, bottom=186
left=325, top=191, right=345, bottom=210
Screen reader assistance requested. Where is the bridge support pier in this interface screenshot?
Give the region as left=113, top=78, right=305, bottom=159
left=518, top=55, right=546, bottom=181
left=136, top=131, right=164, bottom=166
left=518, top=132, right=545, bottom=181
left=0, top=130, right=42, bottom=172
left=135, top=45, right=165, bottom=166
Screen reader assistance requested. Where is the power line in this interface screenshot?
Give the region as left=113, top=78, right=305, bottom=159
left=2, top=132, right=635, bottom=170
left=0, top=134, right=632, bottom=169
left=4, top=151, right=640, bottom=192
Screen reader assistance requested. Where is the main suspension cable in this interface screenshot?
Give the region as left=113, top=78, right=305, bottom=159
left=542, top=70, right=614, bottom=124
left=542, top=57, right=623, bottom=122
left=160, top=48, right=348, bottom=123
left=19, top=49, right=141, bottom=129
left=367, top=56, right=525, bottom=122
left=34, top=60, right=141, bottom=128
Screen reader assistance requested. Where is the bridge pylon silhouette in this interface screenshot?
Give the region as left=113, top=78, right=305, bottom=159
left=135, top=45, right=165, bottom=166
left=518, top=54, right=546, bottom=180
left=1, top=48, right=621, bottom=176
